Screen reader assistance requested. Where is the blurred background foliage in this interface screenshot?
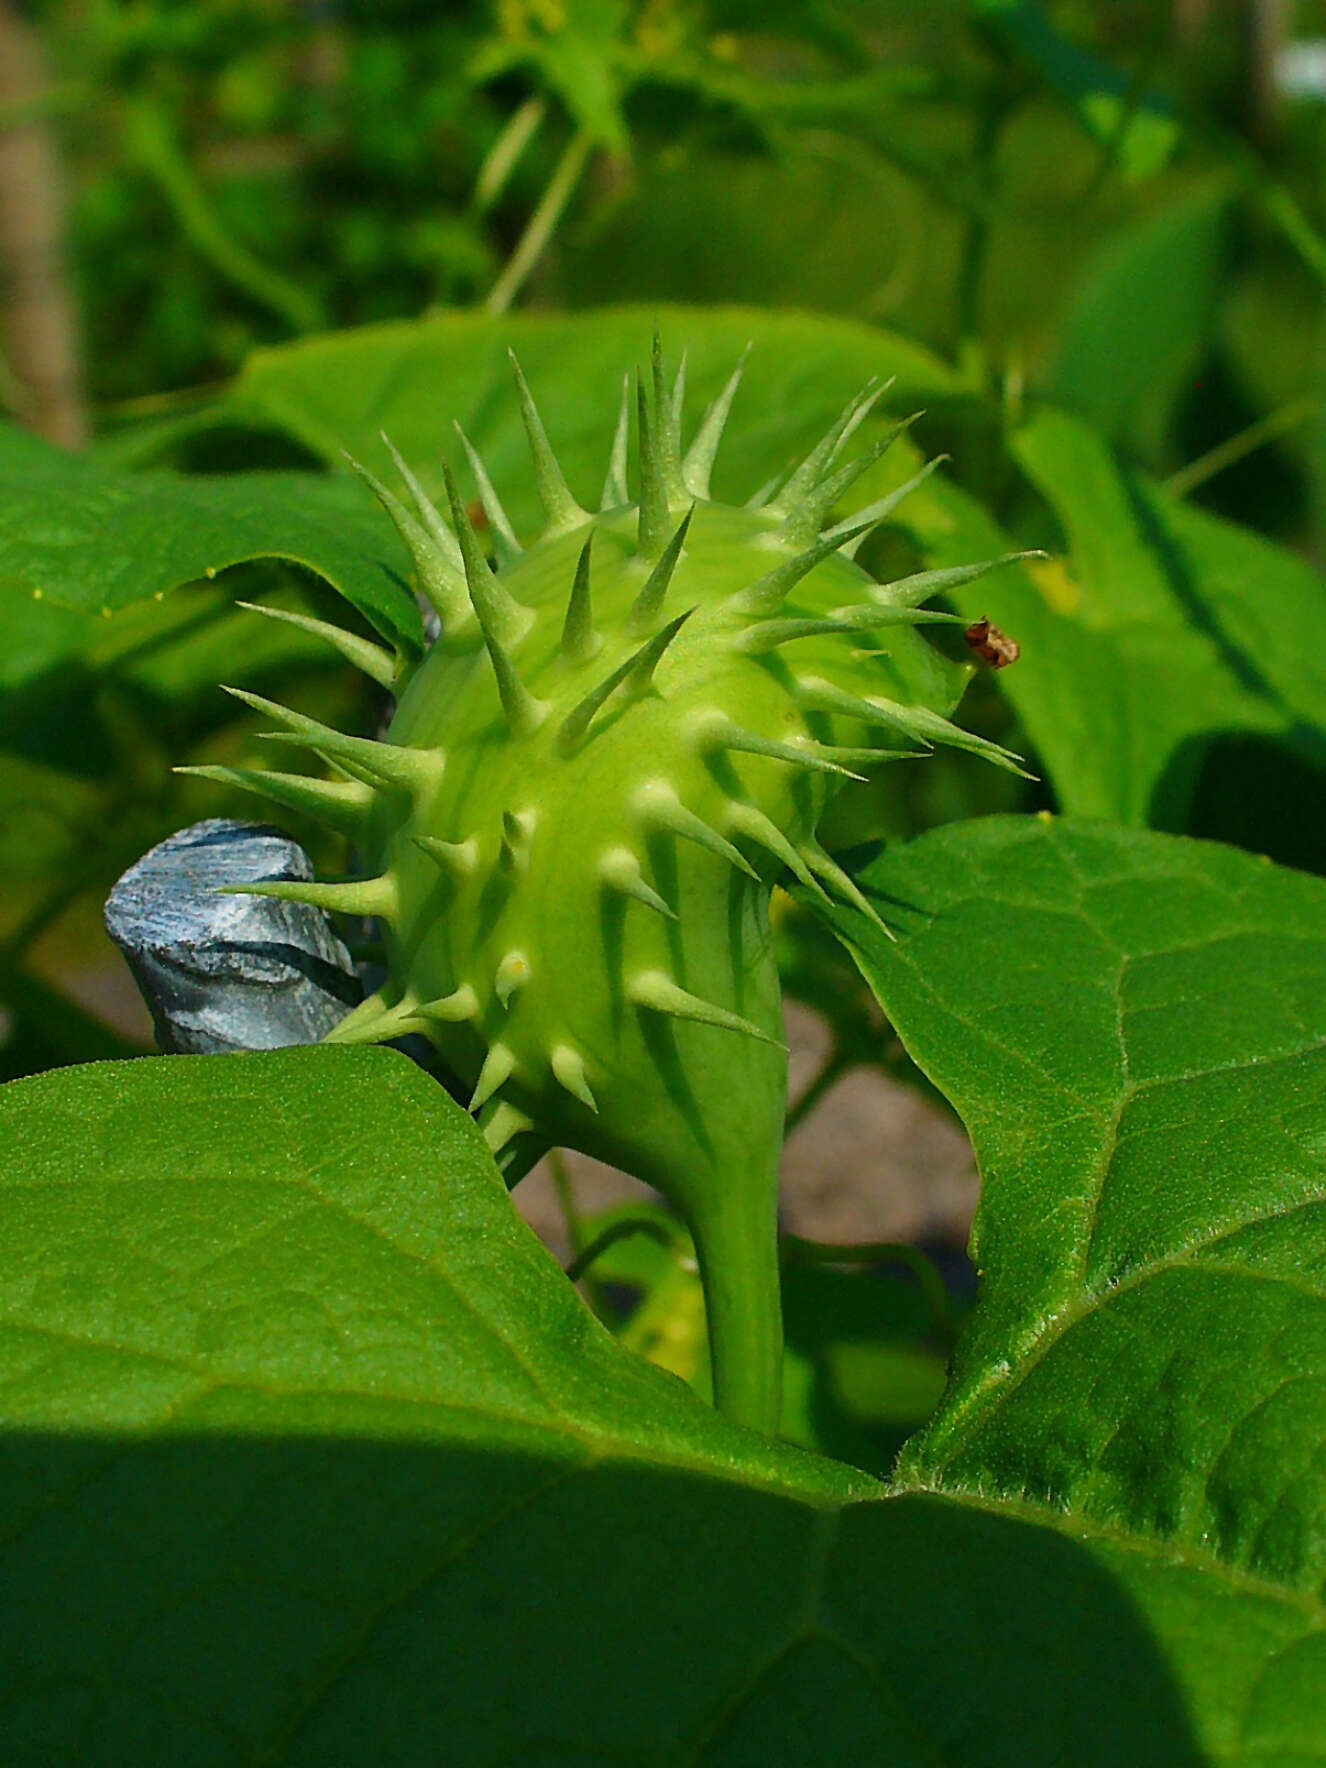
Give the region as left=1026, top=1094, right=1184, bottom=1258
left=0, top=0, right=1322, bottom=1452
left=2, top=0, right=1321, bottom=532
left=2, top=0, right=1323, bottom=1090
left=2, top=0, right=1323, bottom=1039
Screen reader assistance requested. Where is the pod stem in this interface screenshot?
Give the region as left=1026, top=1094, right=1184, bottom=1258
left=687, top=1157, right=784, bottom=1435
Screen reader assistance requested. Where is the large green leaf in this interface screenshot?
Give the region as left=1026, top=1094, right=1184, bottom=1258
left=0, top=1039, right=1320, bottom=1760
left=0, top=1048, right=836, bottom=1484
left=0, top=422, right=420, bottom=650
left=810, top=813, right=1326, bottom=1759
left=224, top=302, right=963, bottom=524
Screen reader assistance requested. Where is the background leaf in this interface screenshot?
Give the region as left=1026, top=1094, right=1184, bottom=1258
left=0, top=423, right=420, bottom=649
left=1012, top=410, right=1326, bottom=821
left=223, top=303, right=963, bottom=522
left=1044, top=183, right=1232, bottom=454
left=888, top=410, right=1326, bottom=843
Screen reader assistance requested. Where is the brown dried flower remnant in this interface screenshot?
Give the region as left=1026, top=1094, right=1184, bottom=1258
left=964, top=616, right=1020, bottom=669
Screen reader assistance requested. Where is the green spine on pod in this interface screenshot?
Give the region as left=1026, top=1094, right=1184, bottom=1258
left=208, top=339, right=1029, bottom=1436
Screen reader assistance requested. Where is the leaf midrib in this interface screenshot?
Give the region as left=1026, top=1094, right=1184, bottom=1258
left=917, top=1192, right=1326, bottom=1491
left=0, top=1306, right=871, bottom=1504
left=890, top=1482, right=1326, bottom=1623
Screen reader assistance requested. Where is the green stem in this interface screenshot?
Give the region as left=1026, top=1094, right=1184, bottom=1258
left=122, top=99, right=323, bottom=334
left=1253, top=176, right=1326, bottom=285
left=1074, top=46, right=1165, bottom=206
left=473, top=96, right=547, bottom=213
left=547, top=1147, right=586, bottom=1255
left=955, top=84, right=1014, bottom=374
left=1164, top=395, right=1317, bottom=500
left=484, top=127, right=593, bottom=315
left=1205, top=123, right=1326, bottom=286
left=690, top=1163, right=783, bottom=1435
left=564, top=1215, right=673, bottom=1285
left=548, top=1148, right=609, bottom=1316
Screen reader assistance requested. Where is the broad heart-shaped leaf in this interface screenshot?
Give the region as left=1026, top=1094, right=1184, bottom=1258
left=892, top=410, right=1326, bottom=828
left=0, top=421, right=420, bottom=650
left=223, top=302, right=963, bottom=525
left=810, top=815, right=1326, bottom=1748
left=0, top=1044, right=1321, bottom=1762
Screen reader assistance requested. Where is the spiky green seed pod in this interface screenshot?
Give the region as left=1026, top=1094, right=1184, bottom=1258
left=208, top=340, right=1028, bottom=1434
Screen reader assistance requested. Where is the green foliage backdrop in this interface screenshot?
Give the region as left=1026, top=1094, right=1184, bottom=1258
left=0, top=2, right=1323, bottom=1759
